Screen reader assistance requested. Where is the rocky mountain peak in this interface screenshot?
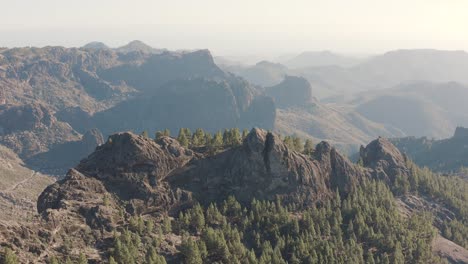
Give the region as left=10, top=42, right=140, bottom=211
left=116, top=40, right=155, bottom=54
left=360, top=137, right=409, bottom=182
left=82, top=41, right=109, bottom=50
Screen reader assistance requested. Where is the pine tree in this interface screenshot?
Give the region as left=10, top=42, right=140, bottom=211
left=192, top=128, right=205, bottom=146
left=212, top=131, right=223, bottom=148
left=303, top=139, right=314, bottom=155
left=231, top=128, right=242, bottom=146
left=181, top=237, right=203, bottom=264
left=293, top=137, right=303, bottom=152
left=177, top=129, right=189, bottom=147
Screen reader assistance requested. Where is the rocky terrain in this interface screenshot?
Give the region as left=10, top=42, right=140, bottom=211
left=0, top=128, right=465, bottom=262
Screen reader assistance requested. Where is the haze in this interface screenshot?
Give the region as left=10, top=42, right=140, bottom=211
left=1, top=0, right=467, bottom=56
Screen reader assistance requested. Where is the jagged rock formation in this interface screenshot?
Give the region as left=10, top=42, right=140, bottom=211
left=37, top=128, right=371, bottom=219
left=36, top=129, right=403, bottom=224
left=360, top=137, right=409, bottom=183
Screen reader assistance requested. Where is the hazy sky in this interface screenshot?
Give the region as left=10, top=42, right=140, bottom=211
left=1, top=0, right=467, bottom=56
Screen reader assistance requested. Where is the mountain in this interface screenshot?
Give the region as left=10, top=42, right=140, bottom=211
left=0, top=103, right=81, bottom=159
left=281, top=51, right=362, bottom=69
left=0, top=129, right=464, bottom=262
left=351, top=81, right=468, bottom=138
left=391, top=127, right=468, bottom=173
left=352, top=49, right=468, bottom=88
left=266, top=76, right=403, bottom=152
left=0, top=45, right=276, bottom=173
left=293, top=49, right=468, bottom=98
left=222, top=61, right=289, bottom=87
left=0, top=46, right=136, bottom=111
left=82, top=42, right=110, bottom=50
left=115, top=40, right=163, bottom=54
left=265, top=75, right=315, bottom=108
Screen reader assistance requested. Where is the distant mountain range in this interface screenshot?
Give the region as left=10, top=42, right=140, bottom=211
left=223, top=49, right=468, bottom=99
left=2, top=42, right=468, bottom=175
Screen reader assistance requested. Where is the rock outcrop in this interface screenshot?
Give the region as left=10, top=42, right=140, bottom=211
left=360, top=137, right=409, bottom=182
left=37, top=129, right=394, bottom=219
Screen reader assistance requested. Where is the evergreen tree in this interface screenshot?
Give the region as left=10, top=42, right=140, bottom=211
left=177, top=129, right=189, bottom=147
left=192, top=128, right=206, bottom=146
left=212, top=131, right=223, bottom=148
left=303, top=139, right=314, bottom=155
left=180, top=237, right=203, bottom=264
left=293, top=137, right=303, bottom=152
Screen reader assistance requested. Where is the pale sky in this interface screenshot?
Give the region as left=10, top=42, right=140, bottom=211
left=1, top=0, right=467, bottom=56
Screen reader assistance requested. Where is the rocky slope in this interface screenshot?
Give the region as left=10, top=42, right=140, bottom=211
left=0, top=145, right=53, bottom=222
